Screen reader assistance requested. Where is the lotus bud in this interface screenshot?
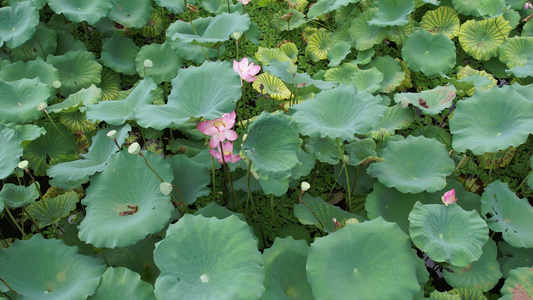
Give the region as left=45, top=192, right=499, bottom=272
left=280, top=11, right=294, bottom=21
left=400, top=98, right=410, bottom=109
left=343, top=154, right=350, bottom=163
left=17, top=160, right=29, bottom=170
left=187, top=4, right=199, bottom=13
left=107, top=130, right=117, bottom=139
left=160, top=182, right=173, bottom=196
left=232, top=32, right=242, bottom=40
left=301, top=181, right=310, bottom=192
left=128, top=142, right=141, bottom=155
left=143, top=59, right=153, bottom=68
left=242, top=134, right=248, bottom=142
left=37, top=102, right=48, bottom=111
left=441, top=189, right=457, bottom=206
left=53, top=80, right=62, bottom=89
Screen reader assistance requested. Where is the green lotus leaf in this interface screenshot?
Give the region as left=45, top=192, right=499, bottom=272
left=500, top=267, right=533, bottom=299
left=261, top=237, right=313, bottom=300
left=498, top=36, right=533, bottom=68
left=0, top=234, right=105, bottom=299
left=0, top=124, right=45, bottom=180
left=352, top=67, right=383, bottom=94
left=409, top=202, right=489, bottom=267
left=366, top=104, right=415, bottom=139
left=154, top=214, right=264, bottom=300
left=290, top=85, right=385, bottom=140
left=476, top=146, right=516, bottom=169
left=194, top=202, right=247, bottom=223
left=168, top=39, right=221, bottom=64
left=345, top=138, right=379, bottom=166
left=363, top=55, right=405, bottom=93
left=0, top=57, right=59, bottom=94
left=272, top=9, right=306, bottom=31
left=481, top=180, right=533, bottom=248
left=47, top=50, right=103, bottom=97
left=443, top=239, right=501, bottom=291
left=307, top=0, right=359, bottom=19
left=448, top=288, right=486, bottom=299
left=154, top=0, right=195, bottom=13
left=256, top=47, right=293, bottom=65
left=326, top=40, right=350, bottom=67
left=450, top=85, right=533, bottom=155
left=367, top=135, right=455, bottom=193
left=429, top=290, right=461, bottom=299
left=8, top=0, right=47, bottom=9
left=23, top=122, right=78, bottom=176
left=78, top=150, right=174, bottom=248
left=252, top=73, right=292, bottom=100
left=59, top=110, right=98, bottom=134
left=402, top=29, right=456, bottom=77
left=294, top=194, right=362, bottom=232
left=458, top=16, right=512, bottom=61
left=306, top=28, right=332, bottom=62
left=394, top=85, right=456, bottom=115
left=86, top=78, right=157, bottom=125
left=367, top=0, right=415, bottom=27
left=167, top=12, right=250, bottom=48
left=27, top=190, right=79, bottom=227
left=454, top=65, right=497, bottom=96
left=477, top=0, right=506, bottom=17
left=167, top=155, right=210, bottom=205
left=420, top=6, right=460, bottom=39
left=47, top=85, right=101, bottom=113
left=523, top=18, right=533, bottom=37
left=0, top=78, right=50, bottom=124
left=0, top=183, right=39, bottom=208
left=200, top=0, right=227, bottom=13
left=306, top=218, right=421, bottom=298
left=262, top=60, right=337, bottom=91
left=506, top=53, right=533, bottom=78
left=88, top=267, right=156, bottom=300
left=452, top=0, right=481, bottom=16
left=135, top=61, right=241, bottom=130
left=139, top=11, right=165, bottom=38
left=47, top=0, right=111, bottom=25
left=100, top=36, right=140, bottom=75
left=323, top=63, right=357, bottom=84
left=348, top=8, right=387, bottom=51
left=99, top=67, right=121, bottom=100
left=135, top=41, right=183, bottom=84
left=498, top=242, right=533, bottom=278
left=108, top=0, right=153, bottom=28
left=304, top=136, right=341, bottom=164
left=10, top=22, right=57, bottom=62
left=47, top=125, right=131, bottom=183
left=0, top=2, right=39, bottom=49
left=55, top=30, right=88, bottom=55
left=529, top=152, right=533, bottom=188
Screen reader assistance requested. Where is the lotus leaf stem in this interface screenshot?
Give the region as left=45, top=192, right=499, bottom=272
left=245, top=159, right=253, bottom=214
left=298, top=191, right=325, bottom=230
left=4, top=208, right=27, bottom=240
left=23, top=208, right=42, bottom=234
left=337, top=138, right=352, bottom=212
left=219, top=141, right=243, bottom=214
left=35, top=34, right=47, bottom=58
left=0, top=278, right=16, bottom=298
left=184, top=0, right=210, bottom=61
left=270, top=194, right=276, bottom=224
left=138, top=152, right=185, bottom=205
left=516, top=170, right=532, bottom=190
left=248, top=189, right=266, bottom=248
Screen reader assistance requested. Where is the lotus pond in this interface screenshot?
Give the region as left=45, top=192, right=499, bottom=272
left=1, top=0, right=533, bottom=299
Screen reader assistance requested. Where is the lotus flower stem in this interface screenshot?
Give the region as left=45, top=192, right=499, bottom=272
left=138, top=152, right=185, bottom=205
left=184, top=0, right=210, bottom=61
left=226, top=0, right=231, bottom=13
left=516, top=170, right=532, bottom=190
left=337, top=138, right=352, bottom=212
left=248, top=189, right=267, bottom=248
left=3, top=208, right=27, bottom=240
left=270, top=194, right=277, bottom=224
left=245, top=159, right=254, bottom=214
left=210, top=152, right=217, bottom=203
left=23, top=208, right=42, bottom=234
left=219, top=142, right=243, bottom=213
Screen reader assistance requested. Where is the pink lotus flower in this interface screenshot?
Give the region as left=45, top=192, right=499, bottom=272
left=210, top=141, right=241, bottom=164
left=238, top=0, right=251, bottom=4
left=525, top=1, right=532, bottom=9
left=198, top=111, right=239, bottom=148
left=233, top=57, right=261, bottom=83
left=442, top=189, right=457, bottom=206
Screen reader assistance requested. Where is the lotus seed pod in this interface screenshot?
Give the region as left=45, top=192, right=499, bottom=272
left=128, top=142, right=141, bottom=155
left=232, top=32, right=242, bottom=40
left=159, top=182, right=173, bottom=196
left=345, top=218, right=359, bottom=224
left=53, top=80, right=62, bottom=89
left=301, top=181, right=311, bottom=191
left=143, top=59, right=153, bottom=68
left=17, top=160, right=29, bottom=170
left=107, top=130, right=117, bottom=139
left=36, top=102, right=48, bottom=111
left=343, top=155, right=350, bottom=163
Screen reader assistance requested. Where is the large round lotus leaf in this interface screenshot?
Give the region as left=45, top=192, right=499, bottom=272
left=306, top=218, right=421, bottom=298
left=10, top=22, right=57, bottom=62
left=255, top=47, right=293, bottom=65
left=324, top=63, right=358, bottom=84
left=289, top=85, right=385, bottom=140
left=481, top=180, right=533, bottom=248
left=0, top=78, right=50, bottom=124
left=498, top=36, right=533, bottom=68
left=154, top=214, right=264, bottom=300
left=55, top=30, right=87, bottom=55
left=0, top=234, right=105, bottom=300
left=154, top=0, right=194, bottom=14
left=367, top=135, right=455, bottom=194
left=498, top=242, right=533, bottom=278
left=351, top=67, right=383, bottom=94
left=88, top=267, right=156, bottom=300
left=367, top=0, right=414, bottom=27
left=86, top=78, right=157, bottom=126
left=420, top=6, right=460, bottom=39
left=449, top=85, right=533, bottom=155
left=108, top=0, right=153, bottom=28
left=500, top=267, right=533, bottom=299
left=262, top=60, right=337, bottom=91
left=443, top=239, right=501, bottom=291
left=402, top=29, right=456, bottom=77
left=47, top=125, right=131, bottom=183
left=261, top=237, right=313, bottom=300
left=455, top=65, right=497, bottom=96
left=458, top=16, right=512, bottom=61
left=47, top=84, right=101, bottom=113
left=363, top=55, right=405, bottom=93
left=306, top=28, right=332, bottom=62
left=167, top=155, right=210, bottom=205
left=100, top=36, right=139, bottom=75
left=135, top=41, right=182, bottom=84
left=0, top=57, right=59, bottom=94
left=168, top=39, right=221, bottom=64
left=252, top=73, right=292, bottom=100
left=99, top=67, right=121, bottom=100
left=47, top=0, right=112, bottom=25
left=47, top=50, right=102, bottom=97
left=167, top=12, right=250, bottom=48
left=0, top=124, right=45, bottom=180
left=394, top=85, right=456, bottom=115
left=27, top=190, right=79, bottom=227
left=366, top=104, right=415, bottom=140
left=348, top=8, right=387, bottom=51
left=305, top=136, right=341, bottom=164
left=135, top=61, right=241, bottom=130
left=272, top=9, right=306, bottom=31
left=78, top=150, right=174, bottom=248
left=0, top=183, right=39, bottom=208
left=307, top=0, right=359, bottom=19
left=506, top=53, right=533, bottom=78
left=409, top=202, right=489, bottom=267
left=240, top=112, right=301, bottom=181
left=0, top=2, right=39, bottom=49
left=387, top=17, right=415, bottom=45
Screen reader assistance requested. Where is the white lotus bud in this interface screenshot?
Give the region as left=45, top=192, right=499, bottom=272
left=343, top=155, right=350, bottom=163
left=400, top=98, right=410, bottom=109
left=17, top=160, right=29, bottom=170
left=143, top=59, right=153, bottom=68
left=107, top=130, right=117, bottom=139
left=232, top=32, right=242, bottom=40
left=53, top=80, right=62, bottom=89
left=37, top=102, right=48, bottom=111
left=160, top=182, right=173, bottom=196
left=242, top=134, right=247, bottom=142
left=128, top=142, right=141, bottom=155
left=301, top=181, right=310, bottom=192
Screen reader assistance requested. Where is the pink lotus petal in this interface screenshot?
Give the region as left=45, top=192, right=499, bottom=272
left=441, top=189, right=457, bottom=206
